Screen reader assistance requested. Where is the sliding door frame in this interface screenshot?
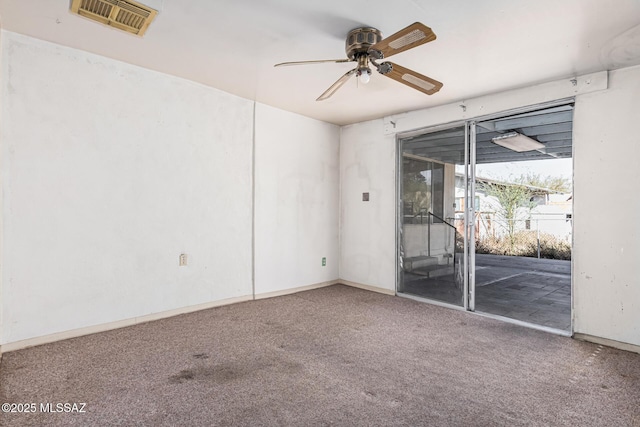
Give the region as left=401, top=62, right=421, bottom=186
left=395, top=98, right=575, bottom=325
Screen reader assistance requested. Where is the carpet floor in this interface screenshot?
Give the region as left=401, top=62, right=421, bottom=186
left=1, top=284, right=639, bottom=426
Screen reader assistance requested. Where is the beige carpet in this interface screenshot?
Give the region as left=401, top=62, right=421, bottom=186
left=1, top=284, right=639, bottom=426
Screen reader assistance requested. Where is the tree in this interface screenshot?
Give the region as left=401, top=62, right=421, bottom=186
left=478, top=178, right=535, bottom=254
left=468, top=171, right=573, bottom=256
left=520, top=173, right=571, bottom=193
left=477, top=172, right=570, bottom=255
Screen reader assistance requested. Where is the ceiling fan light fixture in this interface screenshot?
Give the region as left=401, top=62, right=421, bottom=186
left=491, top=132, right=545, bottom=152
left=358, top=68, right=371, bottom=84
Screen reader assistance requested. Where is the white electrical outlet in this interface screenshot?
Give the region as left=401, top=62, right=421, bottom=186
left=179, top=254, right=187, bottom=266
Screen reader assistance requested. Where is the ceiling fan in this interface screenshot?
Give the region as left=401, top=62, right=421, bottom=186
left=274, top=22, right=443, bottom=101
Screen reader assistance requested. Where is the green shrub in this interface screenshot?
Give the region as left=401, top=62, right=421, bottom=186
left=476, top=232, right=571, bottom=260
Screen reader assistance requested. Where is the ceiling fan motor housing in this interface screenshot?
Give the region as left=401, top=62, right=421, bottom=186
left=345, top=27, right=383, bottom=59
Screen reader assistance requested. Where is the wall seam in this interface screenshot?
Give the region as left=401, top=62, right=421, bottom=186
left=251, top=101, right=257, bottom=300
left=0, top=29, right=4, bottom=363
left=337, top=127, right=343, bottom=280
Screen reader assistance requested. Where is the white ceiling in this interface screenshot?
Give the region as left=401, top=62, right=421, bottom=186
left=1, top=0, right=639, bottom=125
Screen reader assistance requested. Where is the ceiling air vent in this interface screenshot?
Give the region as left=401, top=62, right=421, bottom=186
left=70, top=0, right=158, bottom=36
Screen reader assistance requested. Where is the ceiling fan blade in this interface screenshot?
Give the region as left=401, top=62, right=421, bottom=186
left=317, top=69, right=357, bottom=101
left=382, top=62, right=443, bottom=95
left=370, top=22, right=436, bottom=58
left=275, top=59, right=351, bottom=67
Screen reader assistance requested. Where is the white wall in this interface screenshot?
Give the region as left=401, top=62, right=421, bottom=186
left=339, top=121, right=397, bottom=291
left=254, top=104, right=339, bottom=295
left=573, top=65, right=640, bottom=346
left=1, top=32, right=254, bottom=345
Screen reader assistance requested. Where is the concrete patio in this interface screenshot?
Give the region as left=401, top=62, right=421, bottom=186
left=402, top=254, right=571, bottom=331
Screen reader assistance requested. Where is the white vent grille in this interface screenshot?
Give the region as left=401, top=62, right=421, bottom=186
left=71, top=0, right=157, bottom=36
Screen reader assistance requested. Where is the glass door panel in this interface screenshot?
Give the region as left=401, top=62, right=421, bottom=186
left=399, top=125, right=468, bottom=307
left=471, top=107, right=573, bottom=331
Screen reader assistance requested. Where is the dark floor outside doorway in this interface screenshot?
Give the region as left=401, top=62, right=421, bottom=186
left=402, top=254, right=571, bottom=331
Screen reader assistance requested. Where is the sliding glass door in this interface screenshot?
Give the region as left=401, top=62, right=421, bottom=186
left=398, top=124, right=471, bottom=308
left=398, top=103, right=573, bottom=333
